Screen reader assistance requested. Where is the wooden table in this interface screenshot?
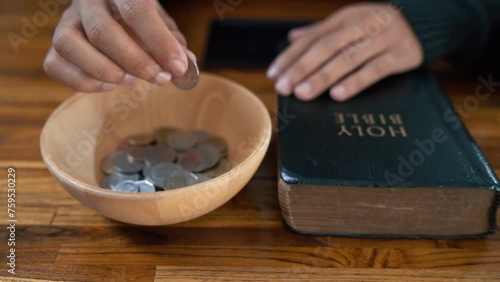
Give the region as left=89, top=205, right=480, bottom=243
left=1, top=0, right=500, bottom=281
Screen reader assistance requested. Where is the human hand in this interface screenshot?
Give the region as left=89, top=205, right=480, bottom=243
left=44, top=0, right=195, bottom=92
left=267, top=3, right=423, bottom=102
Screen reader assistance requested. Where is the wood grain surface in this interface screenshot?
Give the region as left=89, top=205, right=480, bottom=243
left=1, top=0, right=500, bottom=281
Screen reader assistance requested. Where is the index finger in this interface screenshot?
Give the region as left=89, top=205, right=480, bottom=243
left=113, top=0, right=188, bottom=77
left=267, top=6, right=359, bottom=79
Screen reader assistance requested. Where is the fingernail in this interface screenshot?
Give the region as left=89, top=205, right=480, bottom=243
left=186, top=50, right=197, bottom=63
left=169, top=59, right=187, bottom=77
left=295, top=82, right=311, bottom=97
left=331, top=85, right=346, bottom=100
left=101, top=83, right=116, bottom=91
left=289, top=29, right=303, bottom=38
left=123, top=74, right=137, bottom=85
left=266, top=65, right=279, bottom=79
left=155, top=72, right=172, bottom=85
left=275, top=76, right=291, bottom=95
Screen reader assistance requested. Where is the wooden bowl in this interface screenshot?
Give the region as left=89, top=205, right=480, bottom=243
left=40, top=73, right=272, bottom=225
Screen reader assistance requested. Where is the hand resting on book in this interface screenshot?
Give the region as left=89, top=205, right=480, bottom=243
left=267, top=3, right=423, bottom=102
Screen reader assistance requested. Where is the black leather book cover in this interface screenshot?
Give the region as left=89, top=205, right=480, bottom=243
left=277, top=69, right=500, bottom=238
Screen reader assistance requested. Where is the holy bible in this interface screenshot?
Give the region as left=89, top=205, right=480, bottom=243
left=277, top=70, right=500, bottom=238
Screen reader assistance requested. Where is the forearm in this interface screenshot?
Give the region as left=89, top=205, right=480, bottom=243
left=395, top=0, right=500, bottom=70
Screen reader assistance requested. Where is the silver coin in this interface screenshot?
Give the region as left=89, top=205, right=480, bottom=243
left=142, top=162, right=153, bottom=178
left=194, top=130, right=209, bottom=141
left=117, top=140, right=129, bottom=151
left=100, top=154, right=116, bottom=174
left=107, top=172, right=140, bottom=190
left=171, top=58, right=199, bottom=90
left=112, top=180, right=139, bottom=193
left=114, top=152, right=144, bottom=173
left=168, top=131, right=199, bottom=151
left=136, top=180, right=156, bottom=193
left=194, top=173, right=213, bottom=183
left=101, top=175, right=112, bottom=189
left=147, top=162, right=183, bottom=189
left=144, top=144, right=177, bottom=166
left=197, top=143, right=221, bottom=168
left=155, top=127, right=177, bottom=143
left=199, top=135, right=227, bottom=155
left=177, top=148, right=211, bottom=172
left=204, top=158, right=232, bottom=178
left=127, top=133, right=155, bottom=146
left=126, top=145, right=149, bottom=162
left=218, top=147, right=228, bottom=159
left=164, top=169, right=199, bottom=190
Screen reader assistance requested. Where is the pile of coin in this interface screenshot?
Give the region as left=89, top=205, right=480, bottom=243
left=100, top=127, right=231, bottom=193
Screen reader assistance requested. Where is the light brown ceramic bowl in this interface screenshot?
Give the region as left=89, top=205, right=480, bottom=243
left=40, top=73, right=272, bottom=225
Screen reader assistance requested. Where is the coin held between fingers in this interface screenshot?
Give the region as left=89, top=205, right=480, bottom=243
left=169, top=59, right=187, bottom=76
left=171, top=58, right=199, bottom=90
left=155, top=72, right=172, bottom=85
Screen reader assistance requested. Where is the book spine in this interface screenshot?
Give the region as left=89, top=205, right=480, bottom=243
left=426, top=71, right=500, bottom=234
